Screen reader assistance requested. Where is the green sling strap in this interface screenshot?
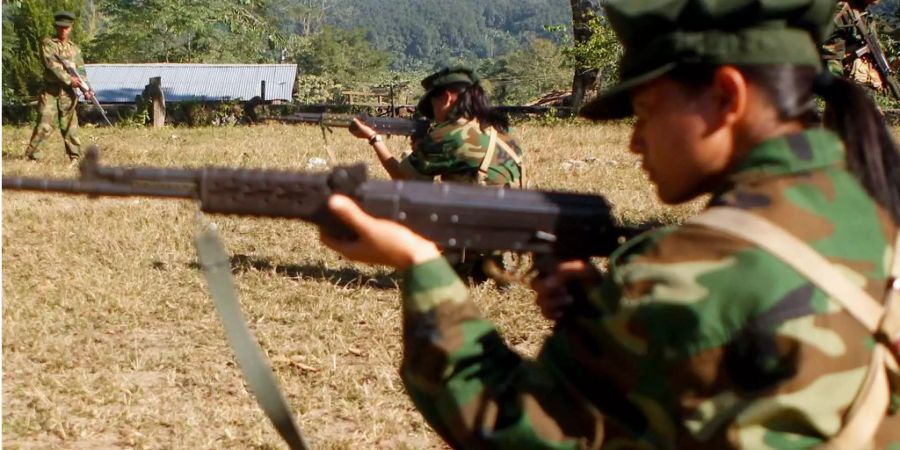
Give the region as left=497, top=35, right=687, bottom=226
left=195, top=224, right=310, bottom=450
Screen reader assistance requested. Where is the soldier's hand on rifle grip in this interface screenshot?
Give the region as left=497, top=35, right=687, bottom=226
left=321, top=195, right=440, bottom=270
left=349, top=118, right=377, bottom=141
left=531, top=260, right=601, bottom=321
left=70, top=76, right=82, bottom=89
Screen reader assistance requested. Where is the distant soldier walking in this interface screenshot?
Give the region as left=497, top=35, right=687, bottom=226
left=25, top=11, right=91, bottom=161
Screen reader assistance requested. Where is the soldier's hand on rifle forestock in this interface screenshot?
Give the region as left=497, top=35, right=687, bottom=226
left=83, top=90, right=94, bottom=101
left=321, top=195, right=440, bottom=270
left=349, top=118, right=377, bottom=141
left=531, top=260, right=601, bottom=320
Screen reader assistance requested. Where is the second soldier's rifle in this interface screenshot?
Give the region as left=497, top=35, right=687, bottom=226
left=54, top=54, right=113, bottom=126
left=258, top=112, right=430, bottom=142
left=839, top=5, right=900, bottom=99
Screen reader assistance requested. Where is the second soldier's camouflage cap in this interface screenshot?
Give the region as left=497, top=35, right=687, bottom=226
left=580, top=0, right=837, bottom=121
left=54, top=10, right=76, bottom=27
left=421, top=66, right=479, bottom=94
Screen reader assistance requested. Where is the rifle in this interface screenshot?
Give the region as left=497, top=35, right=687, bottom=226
left=54, top=54, right=113, bottom=126
left=3, top=146, right=639, bottom=449
left=3, top=147, right=634, bottom=258
left=842, top=6, right=900, bottom=99
left=258, top=112, right=430, bottom=142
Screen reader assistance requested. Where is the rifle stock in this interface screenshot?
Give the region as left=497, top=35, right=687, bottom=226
left=4, top=146, right=635, bottom=259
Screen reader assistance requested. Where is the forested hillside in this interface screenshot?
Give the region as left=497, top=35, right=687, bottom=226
left=324, top=0, right=571, bottom=70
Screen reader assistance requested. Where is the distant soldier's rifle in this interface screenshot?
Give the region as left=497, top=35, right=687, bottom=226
left=54, top=54, right=113, bottom=126
left=258, top=112, right=430, bottom=142
left=3, top=146, right=639, bottom=449
left=841, top=6, right=900, bottom=99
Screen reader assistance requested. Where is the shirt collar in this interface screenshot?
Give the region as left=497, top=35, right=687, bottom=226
left=729, top=128, right=845, bottom=183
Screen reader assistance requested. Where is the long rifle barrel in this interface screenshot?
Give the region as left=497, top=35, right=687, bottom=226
left=258, top=112, right=430, bottom=139
left=2, top=177, right=195, bottom=199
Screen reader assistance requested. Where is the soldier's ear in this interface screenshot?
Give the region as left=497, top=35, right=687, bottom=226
left=710, top=66, right=749, bottom=130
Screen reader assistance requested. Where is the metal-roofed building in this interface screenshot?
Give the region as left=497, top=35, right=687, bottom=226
left=84, top=64, right=297, bottom=103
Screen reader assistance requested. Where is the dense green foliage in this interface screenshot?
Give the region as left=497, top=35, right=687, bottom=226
left=2, top=0, right=577, bottom=104
left=2, top=0, right=86, bottom=102
left=325, top=0, right=571, bottom=71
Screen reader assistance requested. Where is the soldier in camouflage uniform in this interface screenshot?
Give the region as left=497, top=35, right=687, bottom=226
left=351, top=67, right=525, bottom=282
left=824, top=1, right=889, bottom=90
left=24, top=11, right=90, bottom=161
left=349, top=66, right=524, bottom=187
left=325, top=0, right=900, bottom=448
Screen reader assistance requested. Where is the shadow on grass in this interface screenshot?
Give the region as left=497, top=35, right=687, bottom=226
left=186, top=254, right=401, bottom=290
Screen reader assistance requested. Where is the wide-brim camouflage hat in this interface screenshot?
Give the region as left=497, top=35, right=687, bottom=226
left=54, top=10, right=76, bottom=27
left=580, top=0, right=837, bottom=121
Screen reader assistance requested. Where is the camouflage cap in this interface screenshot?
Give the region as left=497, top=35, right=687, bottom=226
left=421, top=66, right=479, bottom=94
left=580, top=0, right=837, bottom=121
left=54, top=10, right=76, bottom=27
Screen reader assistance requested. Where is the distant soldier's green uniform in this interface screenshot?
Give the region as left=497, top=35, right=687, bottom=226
left=401, top=67, right=525, bottom=281
left=396, top=1, right=900, bottom=448
left=398, top=67, right=525, bottom=188
left=25, top=11, right=85, bottom=161
left=398, top=118, right=525, bottom=187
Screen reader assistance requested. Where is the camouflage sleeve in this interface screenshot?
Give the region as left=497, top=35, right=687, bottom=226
left=396, top=153, right=437, bottom=181
left=399, top=258, right=606, bottom=449
left=40, top=39, right=70, bottom=85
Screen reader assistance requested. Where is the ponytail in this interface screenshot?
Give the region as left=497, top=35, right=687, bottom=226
left=813, top=72, right=900, bottom=221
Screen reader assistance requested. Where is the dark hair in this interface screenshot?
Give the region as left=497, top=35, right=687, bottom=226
left=419, top=82, right=510, bottom=132
left=667, top=64, right=900, bottom=221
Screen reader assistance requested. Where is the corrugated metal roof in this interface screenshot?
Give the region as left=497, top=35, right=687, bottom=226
left=84, top=64, right=297, bottom=103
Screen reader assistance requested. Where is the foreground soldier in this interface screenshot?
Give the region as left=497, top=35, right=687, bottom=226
left=323, top=0, right=900, bottom=448
left=24, top=11, right=91, bottom=161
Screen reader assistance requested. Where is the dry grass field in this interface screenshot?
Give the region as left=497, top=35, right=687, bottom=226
left=1, top=121, right=740, bottom=449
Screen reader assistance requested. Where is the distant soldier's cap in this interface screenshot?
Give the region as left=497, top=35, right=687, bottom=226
left=421, top=66, right=480, bottom=94
left=580, top=0, right=837, bottom=121
left=54, top=10, right=76, bottom=27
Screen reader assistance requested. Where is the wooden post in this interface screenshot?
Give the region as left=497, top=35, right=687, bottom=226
left=147, top=76, right=166, bottom=128
left=260, top=80, right=266, bottom=101
left=390, top=82, right=395, bottom=117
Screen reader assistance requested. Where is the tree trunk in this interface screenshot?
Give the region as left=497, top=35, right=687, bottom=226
left=569, top=0, right=602, bottom=116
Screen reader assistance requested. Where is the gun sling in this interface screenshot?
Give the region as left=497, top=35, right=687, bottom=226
left=195, top=225, right=310, bottom=450
left=689, top=207, right=900, bottom=450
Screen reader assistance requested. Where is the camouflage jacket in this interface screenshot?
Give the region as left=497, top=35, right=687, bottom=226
left=40, top=37, right=85, bottom=88
left=398, top=118, right=524, bottom=186
left=399, top=129, right=899, bottom=449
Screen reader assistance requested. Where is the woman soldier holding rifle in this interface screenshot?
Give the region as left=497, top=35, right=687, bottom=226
left=326, top=0, right=899, bottom=448
left=349, top=67, right=526, bottom=282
